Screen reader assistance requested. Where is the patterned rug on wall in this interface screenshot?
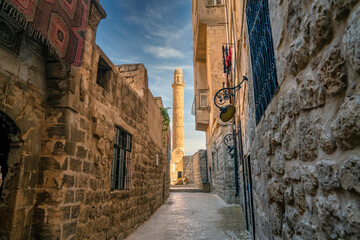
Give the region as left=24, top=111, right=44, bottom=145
left=0, top=0, right=90, bottom=66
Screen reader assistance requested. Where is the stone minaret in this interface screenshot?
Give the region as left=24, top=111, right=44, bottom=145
left=171, top=67, right=185, bottom=183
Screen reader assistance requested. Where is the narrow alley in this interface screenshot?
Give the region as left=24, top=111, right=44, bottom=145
left=126, top=192, right=250, bottom=240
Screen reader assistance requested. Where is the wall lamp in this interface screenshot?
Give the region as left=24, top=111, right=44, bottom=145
left=223, top=133, right=235, bottom=158
left=214, top=76, right=248, bottom=122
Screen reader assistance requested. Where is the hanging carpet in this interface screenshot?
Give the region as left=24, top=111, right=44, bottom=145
left=0, top=0, right=90, bottom=66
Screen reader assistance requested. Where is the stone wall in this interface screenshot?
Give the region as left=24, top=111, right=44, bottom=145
left=192, top=150, right=208, bottom=188
left=207, top=125, right=237, bottom=204
left=183, top=156, right=194, bottom=184
left=237, top=1, right=360, bottom=239
left=0, top=1, right=171, bottom=240
left=0, top=32, right=47, bottom=239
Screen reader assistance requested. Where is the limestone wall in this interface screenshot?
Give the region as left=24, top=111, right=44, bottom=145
left=237, top=1, right=360, bottom=239
left=0, top=34, right=47, bottom=239
left=185, top=150, right=208, bottom=188
left=183, top=156, right=194, bottom=184
left=0, top=1, right=171, bottom=240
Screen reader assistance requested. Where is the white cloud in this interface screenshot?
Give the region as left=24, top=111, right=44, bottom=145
left=144, top=46, right=184, bottom=59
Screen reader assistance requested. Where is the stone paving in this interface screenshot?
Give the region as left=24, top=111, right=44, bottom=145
left=125, top=192, right=251, bottom=240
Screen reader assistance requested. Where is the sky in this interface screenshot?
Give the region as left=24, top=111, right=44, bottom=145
left=96, top=0, right=206, bottom=155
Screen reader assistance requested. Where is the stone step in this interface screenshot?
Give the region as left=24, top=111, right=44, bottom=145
left=170, top=187, right=202, bottom=192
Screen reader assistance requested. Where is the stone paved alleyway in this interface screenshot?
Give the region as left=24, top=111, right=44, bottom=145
left=125, top=192, right=250, bottom=240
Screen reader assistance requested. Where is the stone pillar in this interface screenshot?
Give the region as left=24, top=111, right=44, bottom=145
left=171, top=68, right=185, bottom=183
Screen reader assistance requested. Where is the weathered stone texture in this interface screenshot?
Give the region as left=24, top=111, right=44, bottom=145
left=317, top=43, right=347, bottom=95
left=0, top=2, right=171, bottom=240
left=331, top=95, right=360, bottom=150
left=242, top=0, right=360, bottom=239
left=340, top=155, right=360, bottom=193
left=342, top=5, right=360, bottom=75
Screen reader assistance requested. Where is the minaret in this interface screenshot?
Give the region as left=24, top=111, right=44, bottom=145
left=171, top=67, right=185, bottom=183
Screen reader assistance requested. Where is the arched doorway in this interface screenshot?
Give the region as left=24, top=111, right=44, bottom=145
left=0, top=126, right=10, bottom=196
left=0, top=111, right=21, bottom=198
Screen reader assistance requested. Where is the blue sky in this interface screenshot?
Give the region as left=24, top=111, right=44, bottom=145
left=96, top=0, right=205, bottom=155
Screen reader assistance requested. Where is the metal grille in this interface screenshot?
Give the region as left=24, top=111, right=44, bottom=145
left=111, top=127, right=132, bottom=190
left=246, top=0, right=278, bottom=124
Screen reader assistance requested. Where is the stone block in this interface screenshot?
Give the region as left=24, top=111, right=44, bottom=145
left=63, top=221, right=77, bottom=238
left=286, top=37, right=310, bottom=76
left=316, top=194, right=345, bottom=239
left=64, top=141, right=76, bottom=156
left=298, top=72, right=325, bottom=110
left=72, top=205, right=80, bottom=219
left=267, top=177, right=283, bottom=203
left=39, top=157, right=60, bottom=171
left=65, top=190, right=74, bottom=204
left=316, top=160, right=340, bottom=191
left=76, top=145, right=87, bottom=159
left=344, top=201, right=360, bottom=237
left=342, top=5, right=360, bottom=75
left=296, top=116, right=319, bottom=162
left=317, top=42, right=347, bottom=95
left=285, top=162, right=302, bottom=181
left=331, top=0, right=358, bottom=21
left=286, top=0, right=303, bottom=39
left=46, top=124, right=69, bottom=139
left=62, top=206, right=71, bottom=221
left=293, top=183, right=306, bottom=214
left=285, top=206, right=300, bottom=230
left=340, top=155, right=360, bottom=193
left=46, top=61, right=69, bottom=79
left=52, top=141, right=65, bottom=155
left=309, top=0, right=333, bottom=54
left=331, top=95, right=360, bottom=150
left=62, top=174, right=75, bottom=188
left=70, top=158, right=82, bottom=172
left=270, top=202, right=284, bottom=235
left=70, top=127, right=85, bottom=143
left=301, top=165, right=318, bottom=195
left=271, top=150, right=285, bottom=175
left=75, top=189, right=85, bottom=202
left=320, top=126, right=336, bottom=154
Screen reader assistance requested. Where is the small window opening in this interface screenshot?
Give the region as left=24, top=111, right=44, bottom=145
left=199, top=91, right=208, bottom=107
left=111, top=126, right=132, bottom=190
left=96, top=56, right=111, bottom=91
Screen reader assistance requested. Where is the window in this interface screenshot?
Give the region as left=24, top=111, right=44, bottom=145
left=96, top=56, right=111, bottom=91
left=246, top=0, right=278, bottom=124
left=111, top=127, right=132, bottom=190
left=199, top=91, right=208, bottom=107
left=206, top=0, right=223, bottom=6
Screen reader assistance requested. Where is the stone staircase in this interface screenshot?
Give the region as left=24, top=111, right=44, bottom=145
left=170, top=184, right=202, bottom=192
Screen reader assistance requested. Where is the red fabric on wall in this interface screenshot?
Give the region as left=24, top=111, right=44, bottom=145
left=4, top=0, right=90, bottom=66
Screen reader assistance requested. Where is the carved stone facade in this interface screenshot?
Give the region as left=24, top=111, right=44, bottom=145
left=0, top=1, right=170, bottom=240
